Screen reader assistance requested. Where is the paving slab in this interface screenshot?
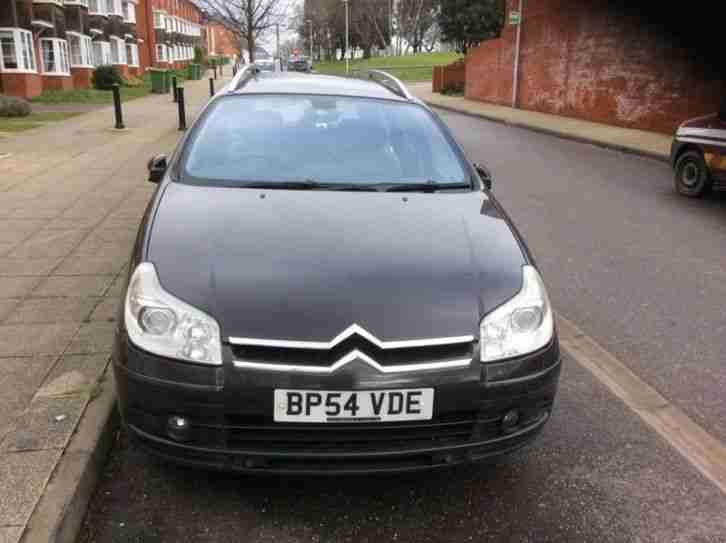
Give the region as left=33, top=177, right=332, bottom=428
left=0, top=324, right=79, bottom=357
left=0, top=257, right=64, bottom=277
left=65, top=322, right=116, bottom=355
left=5, top=298, right=98, bottom=325
left=36, top=355, right=110, bottom=398
left=0, top=277, right=41, bottom=299
left=1, top=395, right=87, bottom=453
left=30, top=275, right=114, bottom=298
left=0, top=526, right=23, bottom=543
left=0, top=449, right=62, bottom=526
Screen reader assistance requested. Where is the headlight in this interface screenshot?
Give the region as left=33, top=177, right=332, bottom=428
left=480, top=265, right=553, bottom=362
left=124, top=262, right=222, bottom=365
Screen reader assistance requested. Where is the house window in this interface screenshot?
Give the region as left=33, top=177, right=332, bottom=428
left=41, top=38, right=70, bottom=75
left=109, top=36, right=126, bottom=64
left=67, top=33, right=93, bottom=68
left=153, top=11, right=165, bottom=29
left=122, top=2, right=136, bottom=24
left=88, top=0, right=104, bottom=15
left=155, top=43, right=167, bottom=62
left=126, top=43, right=138, bottom=67
left=0, top=28, right=36, bottom=72
left=92, top=40, right=111, bottom=66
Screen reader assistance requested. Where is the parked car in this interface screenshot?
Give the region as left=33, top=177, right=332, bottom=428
left=115, top=68, right=561, bottom=474
left=671, top=98, right=726, bottom=197
left=288, top=56, right=311, bottom=73
left=253, top=58, right=276, bottom=72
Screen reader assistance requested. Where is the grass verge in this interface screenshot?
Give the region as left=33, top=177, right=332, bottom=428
left=31, top=81, right=152, bottom=104
left=313, top=52, right=462, bottom=81
left=0, top=111, right=82, bottom=133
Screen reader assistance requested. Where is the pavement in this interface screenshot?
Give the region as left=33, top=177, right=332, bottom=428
left=408, top=83, right=673, bottom=162
left=0, top=72, right=225, bottom=543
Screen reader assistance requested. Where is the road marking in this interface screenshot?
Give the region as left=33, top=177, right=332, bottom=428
left=557, top=314, right=726, bottom=496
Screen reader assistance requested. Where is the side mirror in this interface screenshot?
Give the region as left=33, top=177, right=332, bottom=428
left=147, top=154, right=168, bottom=184
left=475, top=163, right=492, bottom=191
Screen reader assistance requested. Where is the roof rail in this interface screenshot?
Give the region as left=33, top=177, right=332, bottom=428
left=353, top=69, right=414, bottom=101
left=227, top=64, right=260, bottom=93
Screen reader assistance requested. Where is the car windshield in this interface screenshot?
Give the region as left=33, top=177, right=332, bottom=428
left=182, top=95, right=469, bottom=187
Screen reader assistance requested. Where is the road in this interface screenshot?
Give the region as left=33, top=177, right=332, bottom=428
left=79, top=110, right=726, bottom=543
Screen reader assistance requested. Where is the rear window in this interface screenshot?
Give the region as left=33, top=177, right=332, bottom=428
left=181, top=95, right=468, bottom=186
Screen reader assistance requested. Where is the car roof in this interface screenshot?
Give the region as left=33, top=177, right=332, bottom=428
left=229, top=72, right=410, bottom=102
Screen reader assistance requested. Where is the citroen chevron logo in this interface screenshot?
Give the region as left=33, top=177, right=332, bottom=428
left=229, top=325, right=474, bottom=374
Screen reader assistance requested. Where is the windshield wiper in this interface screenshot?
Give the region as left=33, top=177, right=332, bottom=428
left=238, top=180, right=323, bottom=190
left=237, top=180, right=380, bottom=192
left=379, top=181, right=472, bottom=193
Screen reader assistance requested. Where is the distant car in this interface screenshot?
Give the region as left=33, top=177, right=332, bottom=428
left=671, top=98, right=726, bottom=197
left=288, top=56, right=311, bottom=73
left=254, top=59, right=275, bottom=72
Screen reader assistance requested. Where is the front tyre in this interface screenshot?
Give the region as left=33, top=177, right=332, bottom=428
left=675, top=151, right=712, bottom=197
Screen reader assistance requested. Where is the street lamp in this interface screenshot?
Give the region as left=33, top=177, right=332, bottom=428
left=306, top=19, right=313, bottom=61
left=342, top=0, right=349, bottom=74
left=389, top=0, right=393, bottom=56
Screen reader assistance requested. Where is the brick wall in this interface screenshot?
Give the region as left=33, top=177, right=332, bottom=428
left=433, top=60, right=466, bottom=93
left=465, top=0, right=725, bottom=134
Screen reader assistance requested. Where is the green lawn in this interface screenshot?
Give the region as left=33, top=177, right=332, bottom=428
left=313, top=52, right=462, bottom=81
left=0, top=111, right=82, bottom=133
left=31, top=81, right=152, bottom=104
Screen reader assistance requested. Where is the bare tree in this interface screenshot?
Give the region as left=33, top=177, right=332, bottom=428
left=197, top=0, right=289, bottom=63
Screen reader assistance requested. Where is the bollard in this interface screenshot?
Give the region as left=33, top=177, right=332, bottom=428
left=171, top=76, right=178, bottom=103
left=112, top=83, right=125, bottom=130
left=213, top=64, right=217, bottom=80
left=209, top=77, right=215, bottom=97
left=177, top=85, right=186, bottom=131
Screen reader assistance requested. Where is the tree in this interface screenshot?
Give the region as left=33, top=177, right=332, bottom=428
left=196, top=0, right=289, bottom=63
left=436, top=0, right=504, bottom=54
left=397, top=0, right=437, bottom=54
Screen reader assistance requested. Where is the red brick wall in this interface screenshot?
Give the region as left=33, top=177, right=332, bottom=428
left=0, top=73, right=43, bottom=99
left=71, top=67, right=93, bottom=89
left=465, top=0, right=725, bottom=134
left=42, top=75, right=73, bottom=92
left=433, top=60, right=466, bottom=93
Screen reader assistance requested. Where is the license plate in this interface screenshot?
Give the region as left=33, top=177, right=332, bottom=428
left=274, top=388, right=434, bottom=423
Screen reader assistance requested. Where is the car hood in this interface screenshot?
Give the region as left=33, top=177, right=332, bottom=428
left=678, top=113, right=718, bottom=131
left=147, top=183, right=526, bottom=342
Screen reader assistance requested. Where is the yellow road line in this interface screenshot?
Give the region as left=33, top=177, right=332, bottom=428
left=557, top=314, right=726, bottom=496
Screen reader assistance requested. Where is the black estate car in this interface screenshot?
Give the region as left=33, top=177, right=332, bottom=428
left=114, top=68, right=561, bottom=474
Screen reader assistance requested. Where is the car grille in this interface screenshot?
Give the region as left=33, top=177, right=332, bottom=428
left=221, top=412, right=485, bottom=452
left=229, top=335, right=474, bottom=369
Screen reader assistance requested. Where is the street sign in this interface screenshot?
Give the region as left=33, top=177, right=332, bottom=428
left=509, top=11, right=521, bottom=25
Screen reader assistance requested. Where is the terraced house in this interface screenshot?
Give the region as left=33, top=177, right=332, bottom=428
left=0, top=0, right=207, bottom=98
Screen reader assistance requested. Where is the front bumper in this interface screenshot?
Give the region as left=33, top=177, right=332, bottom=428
left=113, top=334, right=561, bottom=474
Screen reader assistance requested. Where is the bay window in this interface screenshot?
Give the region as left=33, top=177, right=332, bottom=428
left=0, top=28, right=36, bottom=72
left=67, top=33, right=93, bottom=68
left=41, top=38, right=70, bottom=75
left=122, top=1, right=136, bottom=23
left=155, top=43, right=167, bottom=62
left=110, top=36, right=126, bottom=64
left=126, top=43, right=138, bottom=67
left=92, top=40, right=111, bottom=66
left=88, top=0, right=105, bottom=15
left=153, top=11, right=165, bottom=29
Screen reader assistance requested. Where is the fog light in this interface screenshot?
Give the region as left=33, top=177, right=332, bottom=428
left=502, top=409, right=520, bottom=432
left=167, top=416, right=191, bottom=442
